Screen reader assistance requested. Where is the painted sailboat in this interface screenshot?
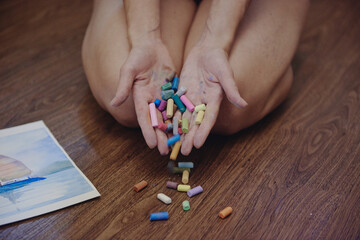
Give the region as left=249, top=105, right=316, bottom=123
left=0, top=155, right=45, bottom=188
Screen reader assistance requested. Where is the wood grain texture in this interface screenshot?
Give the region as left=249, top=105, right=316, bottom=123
left=1, top=0, right=360, bottom=239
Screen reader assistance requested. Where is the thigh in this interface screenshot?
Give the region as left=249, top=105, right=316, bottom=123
left=82, top=0, right=196, bottom=127
left=184, top=0, right=309, bottom=134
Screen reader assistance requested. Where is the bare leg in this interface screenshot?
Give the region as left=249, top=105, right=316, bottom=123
left=82, top=0, right=196, bottom=127
left=184, top=0, right=309, bottom=134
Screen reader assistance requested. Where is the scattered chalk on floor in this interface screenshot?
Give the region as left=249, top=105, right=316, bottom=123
left=142, top=72, right=232, bottom=221
left=150, top=212, right=169, bottom=221
left=133, top=180, right=148, bottom=192
left=157, top=193, right=172, bottom=204
left=182, top=200, right=190, bottom=211
left=187, top=185, right=203, bottom=198
left=219, top=207, right=233, bottom=219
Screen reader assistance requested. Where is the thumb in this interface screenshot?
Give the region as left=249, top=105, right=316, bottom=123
left=217, top=61, right=248, bottom=108
left=110, top=65, right=136, bottom=107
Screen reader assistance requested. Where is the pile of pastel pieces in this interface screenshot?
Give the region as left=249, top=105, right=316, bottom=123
left=148, top=73, right=207, bottom=161
left=133, top=161, right=233, bottom=221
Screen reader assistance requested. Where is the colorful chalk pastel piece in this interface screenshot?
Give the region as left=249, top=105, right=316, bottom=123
left=182, top=118, right=189, bottom=133
left=180, top=95, right=195, bottom=112
left=158, top=100, right=167, bottom=111
left=219, top=207, right=233, bottom=219
left=166, top=99, right=174, bottom=118
left=150, top=212, right=169, bottom=221
left=195, top=104, right=206, bottom=112
left=187, top=185, right=203, bottom=197
left=154, top=98, right=161, bottom=107
left=149, top=103, right=158, bottom=127
left=177, top=184, right=191, bottom=192
left=157, top=193, right=172, bottom=204
left=173, top=167, right=191, bottom=174
left=172, top=75, right=179, bottom=92
left=195, top=110, right=205, bottom=125
left=161, top=90, right=174, bottom=100
left=182, top=200, right=190, bottom=211
left=167, top=134, right=180, bottom=146
left=162, top=111, right=168, bottom=121
left=170, top=141, right=181, bottom=161
left=166, top=181, right=178, bottom=189
left=175, top=86, right=187, bottom=97
left=178, top=162, right=194, bottom=168
left=158, top=122, right=167, bottom=132
left=182, top=170, right=189, bottom=184
left=172, top=94, right=186, bottom=113
left=161, top=82, right=172, bottom=91
left=133, top=180, right=148, bottom=192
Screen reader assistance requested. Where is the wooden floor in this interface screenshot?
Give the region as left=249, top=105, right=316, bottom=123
left=1, top=0, right=360, bottom=239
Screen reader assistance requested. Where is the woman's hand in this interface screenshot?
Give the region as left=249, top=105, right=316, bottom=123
left=179, top=45, right=247, bottom=155
left=111, top=40, right=176, bottom=155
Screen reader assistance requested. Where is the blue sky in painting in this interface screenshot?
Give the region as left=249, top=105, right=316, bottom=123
left=0, top=128, right=69, bottom=174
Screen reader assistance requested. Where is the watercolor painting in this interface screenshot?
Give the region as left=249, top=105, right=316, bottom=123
left=0, top=121, right=100, bottom=226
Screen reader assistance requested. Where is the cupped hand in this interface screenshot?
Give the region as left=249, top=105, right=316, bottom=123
left=111, top=40, right=176, bottom=155
left=179, top=45, right=248, bottom=155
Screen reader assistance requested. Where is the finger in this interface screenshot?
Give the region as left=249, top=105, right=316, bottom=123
left=173, top=110, right=182, bottom=135
left=111, top=65, right=136, bottom=107
left=155, top=128, right=169, bottom=155
left=180, top=110, right=198, bottom=156
left=217, top=61, right=248, bottom=108
left=193, top=101, right=220, bottom=148
left=135, top=100, right=157, bottom=149
left=155, top=109, right=169, bottom=155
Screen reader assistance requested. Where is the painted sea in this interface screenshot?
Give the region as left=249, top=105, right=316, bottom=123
left=0, top=167, right=94, bottom=219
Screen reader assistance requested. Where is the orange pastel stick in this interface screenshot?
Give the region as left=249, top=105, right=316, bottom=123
left=133, top=180, right=148, bottom=192
left=219, top=207, right=233, bottom=219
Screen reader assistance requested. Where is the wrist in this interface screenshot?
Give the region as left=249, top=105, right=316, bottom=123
left=129, top=28, right=162, bottom=47
left=197, top=26, right=234, bottom=52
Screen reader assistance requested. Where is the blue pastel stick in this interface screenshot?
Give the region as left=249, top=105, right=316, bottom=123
left=167, top=134, right=180, bottom=146
left=172, top=76, right=179, bottom=92
left=150, top=212, right=169, bottom=221
left=178, top=162, right=194, bottom=168
left=154, top=98, right=161, bottom=107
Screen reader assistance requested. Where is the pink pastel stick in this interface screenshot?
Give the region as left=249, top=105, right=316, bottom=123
left=162, top=111, right=168, bottom=121
left=180, top=95, right=195, bottom=112
left=149, top=103, right=159, bottom=127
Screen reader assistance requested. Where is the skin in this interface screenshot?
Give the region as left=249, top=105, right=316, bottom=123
left=82, top=0, right=309, bottom=155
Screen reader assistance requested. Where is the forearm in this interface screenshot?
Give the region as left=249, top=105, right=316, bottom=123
left=198, top=0, right=251, bottom=52
left=124, top=0, right=161, bottom=46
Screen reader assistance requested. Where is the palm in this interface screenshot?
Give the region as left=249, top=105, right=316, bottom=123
left=179, top=46, right=245, bottom=155
left=116, top=42, right=176, bottom=154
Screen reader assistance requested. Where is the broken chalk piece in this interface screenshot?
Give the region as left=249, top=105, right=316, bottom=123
left=133, top=180, right=148, bottom=192
left=219, top=207, right=233, bottom=219
left=157, top=193, right=172, bottom=204
left=150, top=212, right=169, bottom=221
left=187, top=185, right=203, bottom=198
left=182, top=200, right=190, bottom=211
left=178, top=162, right=194, bottom=168
left=149, top=103, right=158, bottom=127
left=170, top=141, right=181, bottom=161
left=177, top=184, right=191, bottom=192
left=166, top=181, right=178, bottom=189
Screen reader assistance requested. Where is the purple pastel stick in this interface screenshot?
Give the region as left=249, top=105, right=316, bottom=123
left=162, top=111, right=168, bottom=121
left=158, top=100, right=167, bottom=111
left=166, top=181, right=178, bottom=189
left=187, top=185, right=203, bottom=197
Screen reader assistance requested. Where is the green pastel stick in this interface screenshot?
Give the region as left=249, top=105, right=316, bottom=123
left=182, top=118, right=189, bottom=133
left=161, top=82, right=172, bottom=91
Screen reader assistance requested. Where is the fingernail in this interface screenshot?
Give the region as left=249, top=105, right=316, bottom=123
left=110, top=98, right=119, bottom=107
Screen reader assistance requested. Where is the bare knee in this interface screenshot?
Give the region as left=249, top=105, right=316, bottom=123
left=213, top=67, right=293, bottom=135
